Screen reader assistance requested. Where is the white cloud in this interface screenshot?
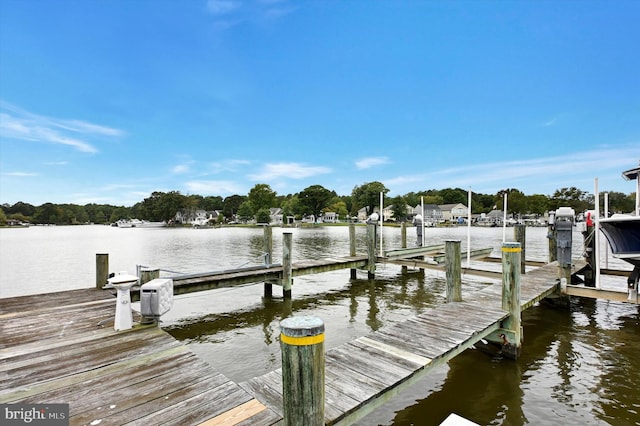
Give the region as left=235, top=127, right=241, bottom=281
left=2, top=171, right=39, bottom=177
left=43, top=161, right=68, bottom=166
left=0, top=101, right=124, bottom=153
left=185, top=180, right=244, bottom=194
left=384, top=144, right=640, bottom=196
left=248, top=162, right=331, bottom=180
left=171, top=164, right=191, bottom=174
left=209, top=159, right=251, bottom=173
left=206, top=0, right=241, bottom=15
left=355, top=156, right=390, bottom=170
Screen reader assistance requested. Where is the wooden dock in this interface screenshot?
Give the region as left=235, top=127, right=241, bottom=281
left=3, top=248, right=630, bottom=425
left=0, top=289, right=280, bottom=425
left=131, top=255, right=369, bottom=298
left=240, top=261, right=562, bottom=425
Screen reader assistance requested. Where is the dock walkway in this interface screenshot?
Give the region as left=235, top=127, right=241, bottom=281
left=0, top=289, right=279, bottom=425
left=241, top=261, right=561, bottom=425
left=1, top=260, right=564, bottom=426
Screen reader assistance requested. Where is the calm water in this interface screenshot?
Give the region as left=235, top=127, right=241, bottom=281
left=1, top=225, right=638, bottom=425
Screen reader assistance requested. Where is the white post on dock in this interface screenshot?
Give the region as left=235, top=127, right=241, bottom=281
left=467, top=187, right=472, bottom=268
left=421, top=196, right=425, bottom=248
left=502, top=192, right=508, bottom=243
left=604, top=192, right=609, bottom=269
left=594, top=178, right=601, bottom=289
left=380, top=191, right=384, bottom=255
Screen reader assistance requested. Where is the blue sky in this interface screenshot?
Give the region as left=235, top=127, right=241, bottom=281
left=1, top=0, right=638, bottom=207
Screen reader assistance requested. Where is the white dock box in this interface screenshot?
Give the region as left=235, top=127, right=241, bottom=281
left=140, top=278, right=174, bottom=317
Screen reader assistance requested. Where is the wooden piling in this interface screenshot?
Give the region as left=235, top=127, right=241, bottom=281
left=547, top=218, right=557, bottom=263
left=96, top=253, right=108, bottom=289
left=514, top=224, right=526, bottom=274
left=366, top=223, right=376, bottom=279
left=140, top=268, right=159, bottom=285
left=280, top=316, right=325, bottom=426
left=264, top=225, right=273, bottom=298
left=349, top=223, right=357, bottom=279
left=445, top=240, right=462, bottom=302
left=400, top=222, right=408, bottom=273
left=283, top=232, right=293, bottom=299
left=501, top=242, right=522, bottom=358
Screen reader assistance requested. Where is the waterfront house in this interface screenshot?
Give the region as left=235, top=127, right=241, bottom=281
left=439, top=203, right=468, bottom=223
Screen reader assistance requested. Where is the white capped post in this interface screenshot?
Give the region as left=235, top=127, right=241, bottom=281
left=421, top=196, right=425, bottom=248
left=380, top=191, right=383, bottom=254
left=594, top=178, right=601, bottom=289
left=604, top=192, right=609, bottom=269
left=467, top=187, right=472, bottom=268
left=502, top=192, right=507, bottom=242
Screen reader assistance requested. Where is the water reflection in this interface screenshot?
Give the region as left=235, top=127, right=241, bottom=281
left=371, top=300, right=639, bottom=426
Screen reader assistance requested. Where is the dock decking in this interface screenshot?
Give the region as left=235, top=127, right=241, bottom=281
left=0, top=289, right=280, bottom=425
left=240, top=261, right=562, bottom=425
left=2, top=259, right=600, bottom=425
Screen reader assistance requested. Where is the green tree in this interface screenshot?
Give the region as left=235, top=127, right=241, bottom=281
left=351, top=181, right=389, bottom=215
left=440, top=188, right=467, bottom=204
left=0, top=208, right=7, bottom=225
left=237, top=201, right=255, bottom=223
left=298, top=185, right=336, bottom=220
left=6, top=201, right=36, bottom=217
left=33, top=203, right=64, bottom=224
left=248, top=184, right=276, bottom=211
left=138, top=191, right=189, bottom=221
left=497, top=189, right=527, bottom=215
left=222, top=195, right=247, bottom=220
left=255, top=208, right=271, bottom=224
left=604, top=191, right=635, bottom=214
left=201, top=196, right=224, bottom=211
left=325, top=196, right=349, bottom=220
left=526, top=194, right=549, bottom=215
left=549, top=187, right=592, bottom=212
left=281, top=195, right=302, bottom=221
left=389, top=195, right=409, bottom=222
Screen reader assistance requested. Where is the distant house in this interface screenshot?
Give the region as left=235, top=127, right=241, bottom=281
left=382, top=205, right=395, bottom=222
left=439, top=203, right=468, bottom=222
left=322, top=211, right=337, bottom=223
left=412, top=204, right=443, bottom=224
left=269, top=208, right=283, bottom=225
left=174, top=209, right=219, bottom=226
left=357, top=207, right=369, bottom=222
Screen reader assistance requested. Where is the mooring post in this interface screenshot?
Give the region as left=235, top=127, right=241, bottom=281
left=400, top=222, right=408, bottom=273
left=280, top=316, right=325, bottom=426
left=283, top=231, right=293, bottom=299
left=366, top=222, right=377, bottom=279
left=501, top=242, right=522, bottom=358
left=349, top=223, right=357, bottom=279
left=264, top=225, right=273, bottom=298
left=140, top=268, right=159, bottom=285
left=547, top=211, right=557, bottom=264
left=96, top=253, right=109, bottom=289
left=445, top=240, right=462, bottom=302
left=514, top=224, right=526, bottom=274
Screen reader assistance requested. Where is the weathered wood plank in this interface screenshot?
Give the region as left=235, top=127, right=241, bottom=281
left=240, top=371, right=285, bottom=418
left=353, top=336, right=432, bottom=367
left=198, top=399, right=268, bottom=426
left=326, top=345, right=414, bottom=387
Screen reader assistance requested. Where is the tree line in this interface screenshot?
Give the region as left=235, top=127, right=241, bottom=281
left=1, top=182, right=635, bottom=226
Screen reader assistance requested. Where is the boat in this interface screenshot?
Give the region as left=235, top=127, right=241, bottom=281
left=598, top=164, right=640, bottom=294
